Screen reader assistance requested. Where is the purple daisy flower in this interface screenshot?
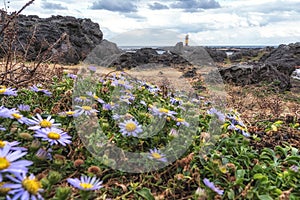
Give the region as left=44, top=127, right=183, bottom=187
left=34, top=127, right=72, bottom=146
left=0, top=85, right=17, bottom=96
left=29, top=85, right=52, bottom=97
left=67, top=175, right=103, bottom=191
left=28, top=114, right=61, bottom=130
left=75, top=105, right=99, bottom=116
left=4, top=172, right=44, bottom=200
left=0, top=125, right=6, bottom=131
left=290, top=165, right=299, bottom=172
left=203, top=178, right=224, bottom=195
left=0, top=145, right=32, bottom=180
left=88, top=66, right=97, bottom=72
left=111, top=78, right=133, bottom=90
left=148, top=148, right=167, bottom=162
left=86, top=92, right=105, bottom=104
left=74, top=96, right=91, bottom=103
left=176, top=118, right=189, bottom=127
left=17, top=104, right=31, bottom=112
left=207, top=108, right=225, bottom=122
left=35, top=148, right=52, bottom=160
left=0, top=106, right=13, bottom=118
left=0, top=140, right=27, bottom=151
left=67, top=73, right=77, bottom=79
left=9, top=109, right=31, bottom=124
left=150, top=106, right=177, bottom=118
left=58, top=110, right=79, bottom=117
left=119, top=119, right=143, bottom=137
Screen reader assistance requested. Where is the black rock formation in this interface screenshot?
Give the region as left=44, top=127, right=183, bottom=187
left=260, top=42, right=300, bottom=75
left=218, top=43, right=300, bottom=90
left=85, top=46, right=192, bottom=70
left=219, top=64, right=292, bottom=90
left=205, top=48, right=227, bottom=62
left=0, top=14, right=103, bottom=64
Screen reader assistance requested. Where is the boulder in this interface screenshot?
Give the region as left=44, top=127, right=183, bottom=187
left=107, top=47, right=191, bottom=70
left=260, top=42, right=300, bottom=76
left=173, top=42, right=184, bottom=54
left=219, top=64, right=292, bottom=90
left=161, top=45, right=215, bottom=66
left=229, top=49, right=259, bottom=62
left=0, top=14, right=103, bottom=64
left=205, top=48, right=227, bottom=62
left=218, top=43, right=300, bottom=90
left=84, top=39, right=122, bottom=67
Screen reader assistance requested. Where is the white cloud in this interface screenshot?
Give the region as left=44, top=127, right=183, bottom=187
left=4, top=0, right=300, bottom=46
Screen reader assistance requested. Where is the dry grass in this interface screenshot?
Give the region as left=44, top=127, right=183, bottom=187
left=65, top=63, right=196, bottom=93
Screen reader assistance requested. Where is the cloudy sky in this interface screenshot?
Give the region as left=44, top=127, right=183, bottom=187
left=4, top=0, right=300, bottom=46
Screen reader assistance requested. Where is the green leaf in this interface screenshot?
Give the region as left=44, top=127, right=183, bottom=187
left=227, top=189, right=235, bottom=199
left=136, top=188, right=155, bottom=200
left=258, top=194, right=273, bottom=200
left=254, top=173, right=267, bottom=180
left=285, top=156, right=300, bottom=162
left=274, top=120, right=283, bottom=125
left=271, top=124, right=278, bottom=131
left=236, top=169, right=245, bottom=179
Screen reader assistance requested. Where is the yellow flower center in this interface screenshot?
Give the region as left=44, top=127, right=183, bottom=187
left=118, top=80, right=125, bottom=85
left=0, top=89, right=6, bottom=94
left=93, top=95, right=99, bottom=99
left=66, top=111, right=75, bottom=115
left=40, top=120, right=52, bottom=128
left=152, top=152, right=162, bottom=159
left=177, top=118, right=185, bottom=122
left=159, top=108, right=169, bottom=113
left=0, top=85, right=6, bottom=89
left=47, top=132, right=61, bottom=140
left=22, top=177, right=42, bottom=195
left=79, top=182, right=93, bottom=189
left=125, top=122, right=137, bottom=132
left=0, top=157, right=10, bottom=170
left=0, top=141, right=6, bottom=148
left=12, top=113, right=22, bottom=119
left=0, top=182, right=10, bottom=194
left=82, top=106, right=92, bottom=111
left=236, top=125, right=245, bottom=130
left=80, top=96, right=87, bottom=100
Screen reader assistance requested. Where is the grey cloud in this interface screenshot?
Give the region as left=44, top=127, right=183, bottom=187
left=123, top=12, right=146, bottom=21
left=148, top=2, right=169, bottom=10
left=41, top=2, right=68, bottom=10
left=110, top=28, right=182, bottom=46
left=171, top=0, right=221, bottom=12
left=90, top=0, right=138, bottom=13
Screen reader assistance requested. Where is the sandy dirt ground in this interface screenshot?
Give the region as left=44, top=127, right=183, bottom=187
left=64, top=63, right=195, bottom=92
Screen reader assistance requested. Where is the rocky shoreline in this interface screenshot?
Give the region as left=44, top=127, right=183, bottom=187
left=0, top=14, right=299, bottom=91
left=84, top=40, right=299, bottom=91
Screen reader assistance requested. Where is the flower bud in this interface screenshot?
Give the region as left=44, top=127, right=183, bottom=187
left=19, top=132, right=33, bottom=140
left=48, top=171, right=62, bottom=185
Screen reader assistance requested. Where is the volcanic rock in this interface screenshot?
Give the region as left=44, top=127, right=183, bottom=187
left=260, top=42, right=300, bottom=76
left=205, top=48, right=227, bottom=62
left=100, top=48, right=192, bottom=70
left=0, top=14, right=103, bottom=64
left=84, top=39, right=122, bottom=67
left=219, top=63, right=292, bottom=90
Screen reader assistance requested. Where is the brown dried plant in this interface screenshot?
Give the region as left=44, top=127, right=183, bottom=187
left=0, top=0, right=66, bottom=88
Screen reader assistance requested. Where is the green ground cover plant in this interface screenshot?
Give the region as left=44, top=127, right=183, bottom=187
left=0, top=68, right=299, bottom=200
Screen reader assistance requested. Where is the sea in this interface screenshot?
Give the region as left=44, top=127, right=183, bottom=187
left=119, top=45, right=277, bottom=56
left=119, top=45, right=277, bottom=50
